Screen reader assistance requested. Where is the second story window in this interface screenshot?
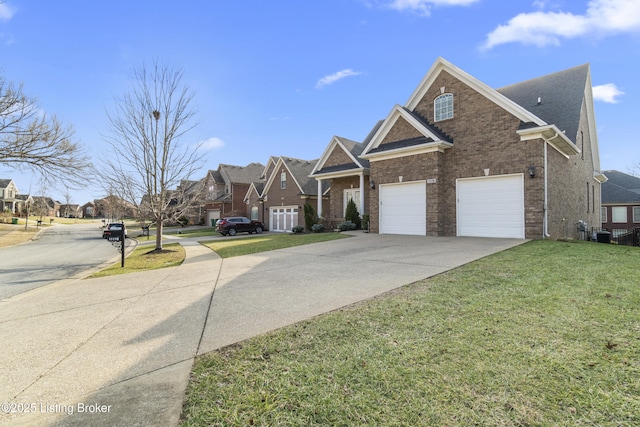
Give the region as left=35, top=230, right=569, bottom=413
left=434, top=93, right=454, bottom=122
left=280, top=172, right=287, bottom=190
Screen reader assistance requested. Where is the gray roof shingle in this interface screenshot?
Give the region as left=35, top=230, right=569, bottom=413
left=601, top=170, right=640, bottom=203
left=219, top=163, right=265, bottom=184
left=497, top=64, right=589, bottom=144
left=279, top=157, right=330, bottom=195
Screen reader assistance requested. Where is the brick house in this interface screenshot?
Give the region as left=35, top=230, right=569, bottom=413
left=309, top=132, right=379, bottom=229
left=0, top=179, right=20, bottom=214
left=201, top=163, right=264, bottom=227
left=311, top=57, right=606, bottom=239
left=30, top=196, right=59, bottom=218
left=600, top=170, right=640, bottom=239
left=246, top=156, right=329, bottom=232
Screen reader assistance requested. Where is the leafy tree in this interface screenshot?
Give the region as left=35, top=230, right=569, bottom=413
left=304, top=202, right=318, bottom=231
left=0, top=74, right=91, bottom=186
left=101, top=61, right=204, bottom=251
left=345, top=198, right=361, bottom=229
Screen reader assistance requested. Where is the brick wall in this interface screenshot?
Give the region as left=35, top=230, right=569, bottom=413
left=328, top=176, right=369, bottom=227
left=245, top=189, right=265, bottom=224
left=369, top=152, right=443, bottom=235
left=324, top=147, right=355, bottom=168
left=263, top=167, right=305, bottom=229
left=546, top=98, right=601, bottom=239
left=381, top=117, right=422, bottom=145
left=370, top=71, right=541, bottom=236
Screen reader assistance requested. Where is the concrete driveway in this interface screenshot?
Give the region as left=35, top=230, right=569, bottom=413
left=0, top=233, right=524, bottom=426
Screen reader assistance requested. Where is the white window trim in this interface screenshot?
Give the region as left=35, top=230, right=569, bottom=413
left=434, top=93, right=453, bottom=122
left=280, top=172, right=286, bottom=190
left=633, top=206, right=640, bottom=223
left=612, top=206, right=627, bottom=223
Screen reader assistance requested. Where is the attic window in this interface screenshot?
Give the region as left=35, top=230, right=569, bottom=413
left=434, top=93, right=453, bottom=122
left=280, top=172, right=286, bottom=190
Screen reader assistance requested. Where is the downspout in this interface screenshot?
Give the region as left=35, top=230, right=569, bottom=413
left=543, top=140, right=550, bottom=238
left=316, top=179, right=323, bottom=218
left=359, top=173, right=365, bottom=221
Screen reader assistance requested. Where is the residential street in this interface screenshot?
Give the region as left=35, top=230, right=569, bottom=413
left=0, top=222, right=129, bottom=300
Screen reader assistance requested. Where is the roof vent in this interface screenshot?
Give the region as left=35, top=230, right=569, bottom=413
left=537, top=97, right=542, bottom=105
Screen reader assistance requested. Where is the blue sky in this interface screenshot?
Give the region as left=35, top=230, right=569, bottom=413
left=0, top=0, right=638, bottom=204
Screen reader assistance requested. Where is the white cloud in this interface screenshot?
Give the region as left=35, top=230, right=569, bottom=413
left=386, top=0, right=478, bottom=16
left=592, top=83, right=624, bottom=103
left=0, top=3, right=16, bottom=21
left=315, top=69, right=362, bottom=89
left=199, top=137, right=224, bottom=151
left=483, top=0, right=640, bottom=49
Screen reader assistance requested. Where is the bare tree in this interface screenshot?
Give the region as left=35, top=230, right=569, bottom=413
left=0, top=74, right=91, bottom=186
left=101, top=61, right=204, bottom=250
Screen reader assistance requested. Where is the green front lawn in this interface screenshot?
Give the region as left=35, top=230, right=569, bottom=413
left=88, top=242, right=185, bottom=278
left=165, top=227, right=218, bottom=238
left=180, top=240, right=640, bottom=426
left=202, top=232, right=350, bottom=258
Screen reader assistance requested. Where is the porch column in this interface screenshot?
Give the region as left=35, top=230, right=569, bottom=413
left=359, top=173, right=365, bottom=215
left=317, top=179, right=323, bottom=217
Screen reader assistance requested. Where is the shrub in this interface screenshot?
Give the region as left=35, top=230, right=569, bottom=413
left=338, top=221, right=357, bottom=231
left=304, top=203, right=319, bottom=231
left=362, top=214, right=370, bottom=231
left=311, top=223, right=325, bottom=233
left=345, top=198, right=361, bottom=229
left=291, top=225, right=304, bottom=233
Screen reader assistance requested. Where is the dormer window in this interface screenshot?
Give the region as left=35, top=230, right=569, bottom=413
left=434, top=93, right=454, bottom=122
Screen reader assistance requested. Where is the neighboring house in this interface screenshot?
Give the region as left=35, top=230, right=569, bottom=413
left=600, top=170, right=640, bottom=238
left=95, top=196, right=137, bottom=220
left=311, top=57, right=605, bottom=239
left=81, top=201, right=97, bottom=219
left=30, top=196, right=59, bottom=218
left=16, top=194, right=35, bottom=216
left=249, top=156, right=329, bottom=232
left=59, top=204, right=82, bottom=218
left=244, top=181, right=265, bottom=223
left=0, top=179, right=20, bottom=214
left=310, top=125, right=380, bottom=229
left=202, top=163, right=264, bottom=226
left=174, top=179, right=206, bottom=225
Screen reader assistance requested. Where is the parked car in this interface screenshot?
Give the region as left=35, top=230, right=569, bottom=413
left=216, top=217, right=264, bottom=236
left=102, top=223, right=128, bottom=239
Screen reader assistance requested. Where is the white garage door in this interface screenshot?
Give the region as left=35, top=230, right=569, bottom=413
left=270, top=206, right=298, bottom=232
left=379, top=181, right=426, bottom=235
left=457, top=174, right=524, bottom=239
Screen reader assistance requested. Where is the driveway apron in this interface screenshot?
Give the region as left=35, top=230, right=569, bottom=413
left=0, top=234, right=524, bottom=426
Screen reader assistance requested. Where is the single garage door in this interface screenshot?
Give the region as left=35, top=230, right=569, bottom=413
left=456, top=174, right=524, bottom=238
left=270, top=206, right=298, bottom=232
left=379, top=181, right=426, bottom=235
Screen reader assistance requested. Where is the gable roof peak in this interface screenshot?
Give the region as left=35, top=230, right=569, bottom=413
left=405, top=57, right=544, bottom=127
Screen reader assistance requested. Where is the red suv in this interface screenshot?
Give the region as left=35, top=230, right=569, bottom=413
left=216, top=217, right=264, bottom=236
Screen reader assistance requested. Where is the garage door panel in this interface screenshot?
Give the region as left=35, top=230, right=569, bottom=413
left=380, top=181, right=426, bottom=235
left=457, top=175, right=524, bottom=239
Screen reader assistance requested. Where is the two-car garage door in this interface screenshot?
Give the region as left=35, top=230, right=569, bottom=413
left=456, top=174, right=524, bottom=239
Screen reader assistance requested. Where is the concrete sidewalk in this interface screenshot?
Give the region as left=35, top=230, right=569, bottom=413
left=0, top=233, right=525, bottom=426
